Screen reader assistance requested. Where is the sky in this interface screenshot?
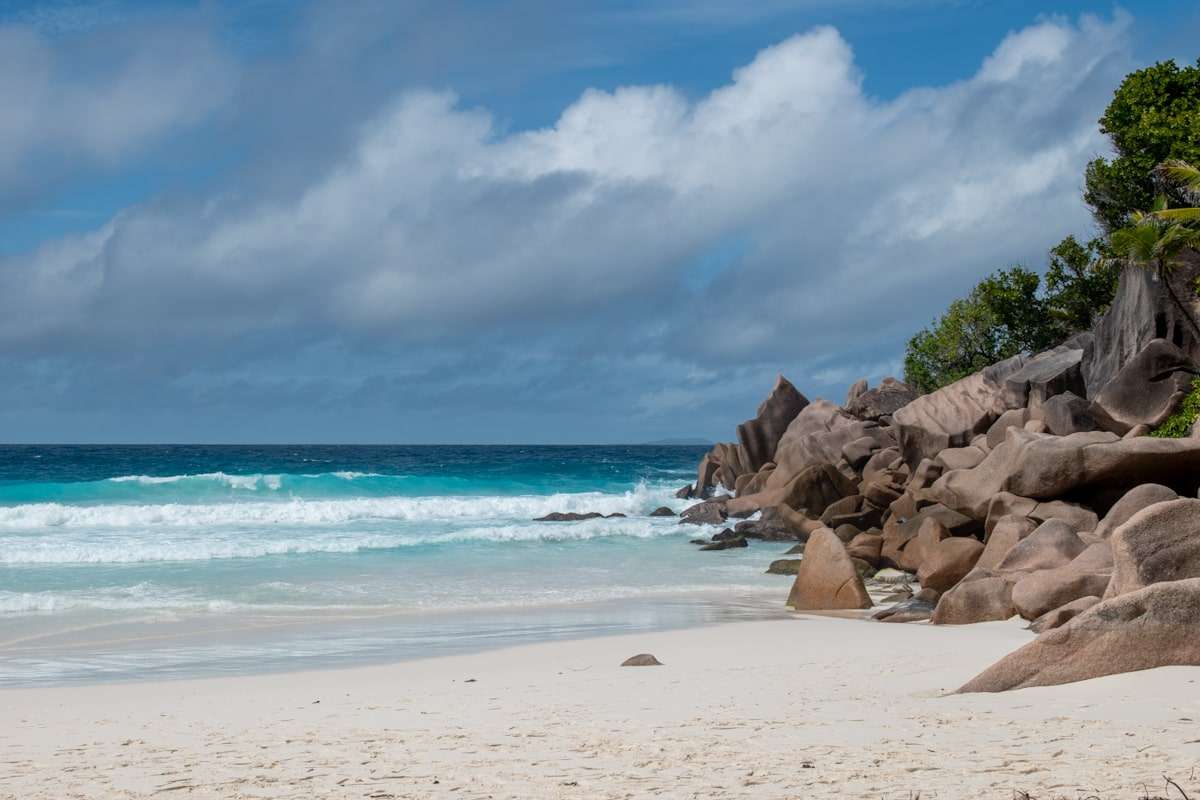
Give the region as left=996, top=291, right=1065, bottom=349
left=0, top=0, right=1197, bottom=444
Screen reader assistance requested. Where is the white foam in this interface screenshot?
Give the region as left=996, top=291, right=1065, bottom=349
left=0, top=517, right=687, bottom=564
left=0, top=584, right=236, bottom=614
left=0, top=482, right=677, bottom=531
left=107, top=472, right=286, bottom=491
left=0, top=481, right=699, bottom=564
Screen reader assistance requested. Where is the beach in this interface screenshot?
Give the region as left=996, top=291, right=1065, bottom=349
left=4, top=614, right=1198, bottom=799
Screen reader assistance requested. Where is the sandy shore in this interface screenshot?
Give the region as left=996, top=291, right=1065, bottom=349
left=3, top=615, right=1199, bottom=799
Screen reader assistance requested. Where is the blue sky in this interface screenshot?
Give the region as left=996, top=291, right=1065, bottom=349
left=0, top=0, right=1195, bottom=443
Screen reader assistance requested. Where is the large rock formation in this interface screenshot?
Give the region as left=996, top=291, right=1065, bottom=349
left=1108, top=498, right=1200, bottom=597
left=786, top=528, right=872, bottom=611
left=931, top=428, right=1200, bottom=519
left=917, top=536, right=984, bottom=593
left=1089, top=339, right=1197, bottom=434
left=1002, top=344, right=1086, bottom=410
left=1092, top=483, right=1178, bottom=539
left=685, top=255, right=1200, bottom=684
left=736, top=376, right=809, bottom=473
left=892, top=354, right=1028, bottom=468
left=844, top=377, right=918, bottom=422
left=931, top=570, right=1015, bottom=625
left=767, top=402, right=873, bottom=487
left=960, top=579, right=1200, bottom=692
left=1085, top=263, right=1200, bottom=396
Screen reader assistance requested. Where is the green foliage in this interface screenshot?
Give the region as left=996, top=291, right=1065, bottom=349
left=1043, top=236, right=1119, bottom=334
left=1150, top=378, right=1200, bottom=438
left=903, top=291, right=1010, bottom=394
left=1084, top=59, right=1200, bottom=232
left=903, top=239, right=1117, bottom=394
left=906, top=61, right=1200, bottom=396
left=1108, top=205, right=1200, bottom=277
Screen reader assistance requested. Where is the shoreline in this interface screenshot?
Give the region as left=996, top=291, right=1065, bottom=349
left=0, top=583, right=790, bottom=688
left=5, top=614, right=1200, bottom=798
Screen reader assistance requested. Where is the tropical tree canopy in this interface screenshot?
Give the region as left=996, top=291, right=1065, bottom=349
left=1084, top=58, right=1200, bottom=232
left=903, top=238, right=1117, bottom=394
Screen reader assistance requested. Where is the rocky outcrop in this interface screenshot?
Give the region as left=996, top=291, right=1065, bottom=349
left=1085, top=264, right=1200, bottom=396
left=846, top=532, right=883, bottom=565
left=931, top=570, right=1015, bottom=625
left=917, top=537, right=984, bottom=593
left=1011, top=565, right=1110, bottom=621
left=1032, top=391, right=1095, bottom=436
left=1091, top=483, right=1176, bottom=539
left=681, top=256, right=1200, bottom=687
left=765, top=402, right=878, bottom=489
left=1089, top=339, right=1197, bottom=435
left=1028, top=595, right=1100, bottom=633
left=844, top=377, right=918, bottom=422
left=679, top=501, right=728, bottom=526
left=1108, top=498, right=1200, bottom=597
left=960, top=578, right=1200, bottom=692
left=786, top=528, right=872, bottom=611
left=976, top=514, right=1037, bottom=571
left=892, top=354, right=1027, bottom=468
left=994, top=520, right=1087, bottom=574
left=844, top=378, right=868, bottom=407
left=1002, top=344, right=1086, bottom=410
left=879, top=503, right=980, bottom=570
left=736, top=376, right=809, bottom=473
left=932, top=428, right=1200, bottom=519
left=935, top=445, right=986, bottom=471
left=873, top=589, right=938, bottom=623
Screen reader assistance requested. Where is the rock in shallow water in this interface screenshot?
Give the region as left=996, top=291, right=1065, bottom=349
left=649, top=506, right=676, bottom=517
left=766, top=558, right=803, bottom=575
left=533, top=512, right=626, bottom=521
left=699, top=536, right=747, bottom=551
left=678, top=501, right=728, bottom=526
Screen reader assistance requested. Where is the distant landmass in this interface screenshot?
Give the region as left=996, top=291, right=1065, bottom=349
left=641, top=437, right=713, bottom=446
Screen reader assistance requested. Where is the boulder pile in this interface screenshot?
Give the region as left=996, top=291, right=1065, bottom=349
left=683, top=263, right=1200, bottom=689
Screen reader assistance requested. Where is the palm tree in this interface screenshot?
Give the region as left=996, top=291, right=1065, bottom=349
left=1108, top=202, right=1200, bottom=338
left=1152, top=160, right=1200, bottom=223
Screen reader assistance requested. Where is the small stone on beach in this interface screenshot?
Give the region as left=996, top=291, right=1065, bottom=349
left=621, top=653, right=663, bottom=667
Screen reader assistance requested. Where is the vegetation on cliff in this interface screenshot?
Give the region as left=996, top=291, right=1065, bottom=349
left=1151, top=379, right=1200, bottom=438
left=904, top=238, right=1116, bottom=394
left=905, top=58, right=1200, bottom=394
left=1085, top=59, right=1200, bottom=232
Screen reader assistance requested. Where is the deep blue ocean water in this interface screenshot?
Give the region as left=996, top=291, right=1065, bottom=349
left=0, top=445, right=787, bottom=686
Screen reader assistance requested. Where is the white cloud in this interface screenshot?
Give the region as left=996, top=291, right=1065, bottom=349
left=0, top=18, right=233, bottom=185
left=0, top=12, right=1134, bottom=431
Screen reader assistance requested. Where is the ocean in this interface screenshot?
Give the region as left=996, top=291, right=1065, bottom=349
left=0, top=445, right=787, bottom=686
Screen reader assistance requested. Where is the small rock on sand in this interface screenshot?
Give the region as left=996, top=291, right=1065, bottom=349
left=621, top=654, right=663, bottom=667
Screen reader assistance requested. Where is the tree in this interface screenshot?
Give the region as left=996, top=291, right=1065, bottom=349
left=903, top=267, right=1045, bottom=394
left=1084, top=59, right=1200, bottom=232
left=1153, top=160, right=1200, bottom=223
left=1042, top=235, right=1119, bottom=335
left=904, top=293, right=1007, bottom=394
left=903, top=243, right=1120, bottom=394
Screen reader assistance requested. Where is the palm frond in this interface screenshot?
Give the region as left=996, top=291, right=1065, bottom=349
left=1155, top=207, right=1200, bottom=223
left=1159, top=159, right=1200, bottom=197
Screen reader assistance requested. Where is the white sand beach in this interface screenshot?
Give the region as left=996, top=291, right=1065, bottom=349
left=3, top=614, right=1199, bottom=799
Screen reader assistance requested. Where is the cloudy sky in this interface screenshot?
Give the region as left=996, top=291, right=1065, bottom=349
left=0, top=0, right=1196, bottom=443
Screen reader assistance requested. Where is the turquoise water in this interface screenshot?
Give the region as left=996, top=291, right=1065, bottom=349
left=0, top=446, right=788, bottom=686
